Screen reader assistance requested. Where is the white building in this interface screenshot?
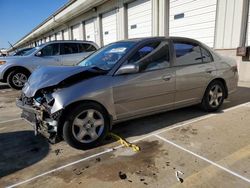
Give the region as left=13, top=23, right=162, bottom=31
left=10, top=0, right=250, bottom=80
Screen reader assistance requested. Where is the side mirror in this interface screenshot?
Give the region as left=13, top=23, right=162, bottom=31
left=36, top=51, right=42, bottom=57
left=115, top=64, right=139, bottom=75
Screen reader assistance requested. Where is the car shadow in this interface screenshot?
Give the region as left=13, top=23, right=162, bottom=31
left=110, top=86, right=250, bottom=141
left=0, top=84, right=10, bottom=90
left=0, top=131, right=50, bottom=178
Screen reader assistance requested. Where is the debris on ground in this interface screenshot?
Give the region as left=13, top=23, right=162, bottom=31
left=118, top=171, right=127, bottom=180
left=73, top=168, right=83, bottom=176
left=95, top=157, right=101, bottom=162
left=135, top=170, right=142, bottom=174
left=54, top=149, right=63, bottom=156
left=175, top=170, right=184, bottom=183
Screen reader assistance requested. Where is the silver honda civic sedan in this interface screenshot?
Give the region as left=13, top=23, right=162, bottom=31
left=17, top=37, right=238, bottom=149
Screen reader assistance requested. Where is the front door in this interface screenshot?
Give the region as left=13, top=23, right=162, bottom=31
left=113, top=40, right=176, bottom=120
left=34, top=43, right=61, bottom=67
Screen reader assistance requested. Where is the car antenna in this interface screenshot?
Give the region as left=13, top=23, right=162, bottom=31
left=8, top=41, right=18, bottom=53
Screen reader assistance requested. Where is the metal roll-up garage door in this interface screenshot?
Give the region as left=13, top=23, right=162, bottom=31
left=63, top=29, right=69, bottom=40
left=85, top=19, right=96, bottom=42
left=72, top=24, right=80, bottom=40
left=102, top=10, right=118, bottom=45
left=170, top=0, right=217, bottom=47
left=56, top=31, right=62, bottom=40
left=50, top=35, right=55, bottom=41
left=127, top=0, right=152, bottom=38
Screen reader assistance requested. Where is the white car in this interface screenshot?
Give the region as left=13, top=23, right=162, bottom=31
left=0, top=40, right=98, bottom=89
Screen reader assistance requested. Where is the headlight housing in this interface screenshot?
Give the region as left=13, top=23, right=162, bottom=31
left=44, top=93, right=55, bottom=105
left=0, top=61, right=6, bottom=65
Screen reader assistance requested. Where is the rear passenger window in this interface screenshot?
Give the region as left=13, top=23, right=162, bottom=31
left=79, top=43, right=97, bottom=52
left=60, top=43, right=79, bottom=55
left=200, top=47, right=213, bottom=63
left=174, top=42, right=202, bottom=66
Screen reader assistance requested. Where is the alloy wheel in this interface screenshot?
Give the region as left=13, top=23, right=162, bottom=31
left=208, top=84, right=223, bottom=108
left=12, top=73, right=27, bottom=87
left=72, top=109, right=105, bottom=143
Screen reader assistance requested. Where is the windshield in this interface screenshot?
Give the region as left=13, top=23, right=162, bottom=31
left=14, top=48, right=33, bottom=56
left=22, top=47, right=39, bottom=56
left=78, top=41, right=136, bottom=70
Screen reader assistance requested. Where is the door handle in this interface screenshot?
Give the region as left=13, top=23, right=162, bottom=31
left=162, top=74, right=172, bottom=81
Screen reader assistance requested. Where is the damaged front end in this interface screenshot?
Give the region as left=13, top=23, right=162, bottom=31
left=16, top=65, right=108, bottom=143
left=16, top=89, right=63, bottom=143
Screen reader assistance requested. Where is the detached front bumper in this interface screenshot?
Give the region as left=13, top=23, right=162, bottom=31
left=16, top=98, right=61, bottom=143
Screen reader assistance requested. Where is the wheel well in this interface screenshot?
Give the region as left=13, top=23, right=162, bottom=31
left=208, top=78, right=228, bottom=98
left=57, top=100, right=112, bottom=139
left=3, top=66, right=31, bottom=82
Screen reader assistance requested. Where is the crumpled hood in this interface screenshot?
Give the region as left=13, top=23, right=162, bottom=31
left=23, top=66, right=105, bottom=97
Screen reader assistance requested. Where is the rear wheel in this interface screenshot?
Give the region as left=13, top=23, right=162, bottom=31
left=201, top=80, right=226, bottom=112
left=7, top=70, right=29, bottom=90
left=63, top=103, right=110, bottom=150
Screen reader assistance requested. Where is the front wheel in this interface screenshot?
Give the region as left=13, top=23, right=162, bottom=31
left=7, top=70, right=29, bottom=90
left=201, top=80, right=226, bottom=112
left=63, top=103, right=110, bottom=150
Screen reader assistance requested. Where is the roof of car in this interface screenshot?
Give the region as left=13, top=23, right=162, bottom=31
left=43, top=40, right=98, bottom=45
left=117, top=36, right=202, bottom=44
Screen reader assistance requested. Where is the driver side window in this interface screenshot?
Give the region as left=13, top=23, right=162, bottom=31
left=128, top=41, right=170, bottom=72
left=40, top=44, right=59, bottom=56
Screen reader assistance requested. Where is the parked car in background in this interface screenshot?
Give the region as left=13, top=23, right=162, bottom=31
left=13, top=47, right=33, bottom=56
left=0, top=40, right=98, bottom=89
left=17, top=37, right=238, bottom=149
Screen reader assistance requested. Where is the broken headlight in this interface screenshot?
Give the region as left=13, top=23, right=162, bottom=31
left=34, top=92, right=55, bottom=108
left=44, top=93, right=55, bottom=106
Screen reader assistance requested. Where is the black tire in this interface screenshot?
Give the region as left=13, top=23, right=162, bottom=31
left=63, top=103, right=110, bottom=150
left=7, top=70, right=30, bottom=90
left=201, top=80, right=226, bottom=112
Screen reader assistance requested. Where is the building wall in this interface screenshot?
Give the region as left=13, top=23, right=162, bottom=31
left=23, top=0, right=169, bottom=48
left=214, top=0, right=245, bottom=49
left=15, top=0, right=249, bottom=52
left=169, top=0, right=217, bottom=47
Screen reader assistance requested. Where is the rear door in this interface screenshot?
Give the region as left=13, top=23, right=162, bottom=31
left=173, top=40, right=216, bottom=108
left=113, top=40, right=176, bottom=120
left=78, top=43, right=97, bottom=59
left=60, top=43, right=97, bottom=66
left=60, top=43, right=81, bottom=66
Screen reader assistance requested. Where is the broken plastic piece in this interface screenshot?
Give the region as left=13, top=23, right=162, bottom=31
left=175, top=170, right=184, bottom=183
